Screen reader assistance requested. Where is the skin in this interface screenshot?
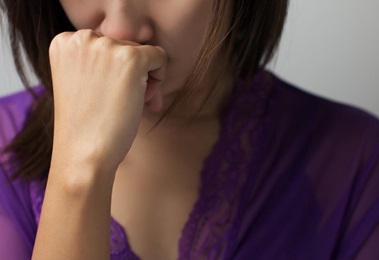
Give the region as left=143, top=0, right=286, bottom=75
left=59, top=0, right=232, bottom=120
left=32, top=0, right=233, bottom=259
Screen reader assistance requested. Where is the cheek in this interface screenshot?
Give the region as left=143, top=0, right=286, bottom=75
left=152, top=1, right=214, bottom=78
left=59, top=0, right=104, bottom=29
left=157, top=1, right=213, bottom=50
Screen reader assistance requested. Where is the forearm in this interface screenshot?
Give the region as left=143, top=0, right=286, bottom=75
left=31, top=27, right=159, bottom=259
left=32, top=161, right=116, bottom=260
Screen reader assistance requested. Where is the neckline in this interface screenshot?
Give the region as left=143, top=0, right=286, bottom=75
left=107, top=71, right=272, bottom=259
left=107, top=90, right=233, bottom=259
left=29, top=70, right=272, bottom=259
left=28, top=106, right=230, bottom=259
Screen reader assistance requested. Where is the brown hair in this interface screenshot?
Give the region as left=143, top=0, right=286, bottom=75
left=0, top=0, right=288, bottom=182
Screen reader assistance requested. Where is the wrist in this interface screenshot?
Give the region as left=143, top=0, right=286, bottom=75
left=48, top=153, right=117, bottom=196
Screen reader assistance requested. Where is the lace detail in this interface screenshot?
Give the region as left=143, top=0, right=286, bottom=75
left=27, top=71, right=274, bottom=259
left=178, top=72, right=273, bottom=259
left=110, top=218, right=139, bottom=259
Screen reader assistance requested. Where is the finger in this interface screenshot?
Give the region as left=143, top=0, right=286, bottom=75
left=137, top=45, right=168, bottom=82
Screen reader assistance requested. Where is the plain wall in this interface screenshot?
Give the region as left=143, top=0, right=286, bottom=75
left=267, top=0, right=379, bottom=117
left=1, top=0, right=378, bottom=116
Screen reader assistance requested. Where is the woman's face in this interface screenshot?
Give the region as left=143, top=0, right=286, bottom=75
left=59, top=0, right=219, bottom=101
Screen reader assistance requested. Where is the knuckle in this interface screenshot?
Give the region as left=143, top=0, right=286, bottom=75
left=77, top=29, right=96, bottom=38
left=50, top=32, right=66, bottom=47
left=95, top=36, right=113, bottom=50
left=119, top=46, right=142, bottom=64
left=49, top=32, right=69, bottom=56
left=72, top=29, right=96, bottom=46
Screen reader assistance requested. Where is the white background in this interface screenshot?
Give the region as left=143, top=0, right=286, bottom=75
left=1, top=0, right=378, bottom=116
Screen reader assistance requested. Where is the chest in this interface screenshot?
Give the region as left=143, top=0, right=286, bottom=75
left=110, top=127, right=217, bottom=259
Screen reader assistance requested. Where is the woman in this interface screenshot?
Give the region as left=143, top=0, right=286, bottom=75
left=0, top=0, right=378, bottom=259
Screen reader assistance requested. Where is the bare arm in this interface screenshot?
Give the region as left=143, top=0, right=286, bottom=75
left=31, top=30, right=167, bottom=259
left=32, top=162, right=116, bottom=260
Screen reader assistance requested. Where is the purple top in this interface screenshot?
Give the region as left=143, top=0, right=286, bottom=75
left=1, top=70, right=379, bottom=259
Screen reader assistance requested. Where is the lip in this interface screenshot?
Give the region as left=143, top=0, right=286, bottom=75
left=144, top=75, right=161, bottom=102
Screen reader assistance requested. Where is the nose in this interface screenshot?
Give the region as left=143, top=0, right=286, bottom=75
left=97, top=1, right=153, bottom=44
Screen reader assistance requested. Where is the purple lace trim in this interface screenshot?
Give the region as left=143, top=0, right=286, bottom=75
left=178, top=73, right=272, bottom=259
left=28, top=71, right=273, bottom=259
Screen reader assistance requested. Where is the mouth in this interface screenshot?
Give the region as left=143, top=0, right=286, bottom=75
left=145, top=75, right=161, bottom=102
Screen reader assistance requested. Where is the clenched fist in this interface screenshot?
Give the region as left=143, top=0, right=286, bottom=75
left=49, top=29, right=167, bottom=175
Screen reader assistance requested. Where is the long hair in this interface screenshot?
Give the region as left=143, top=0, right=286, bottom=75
left=0, top=0, right=288, bottom=181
